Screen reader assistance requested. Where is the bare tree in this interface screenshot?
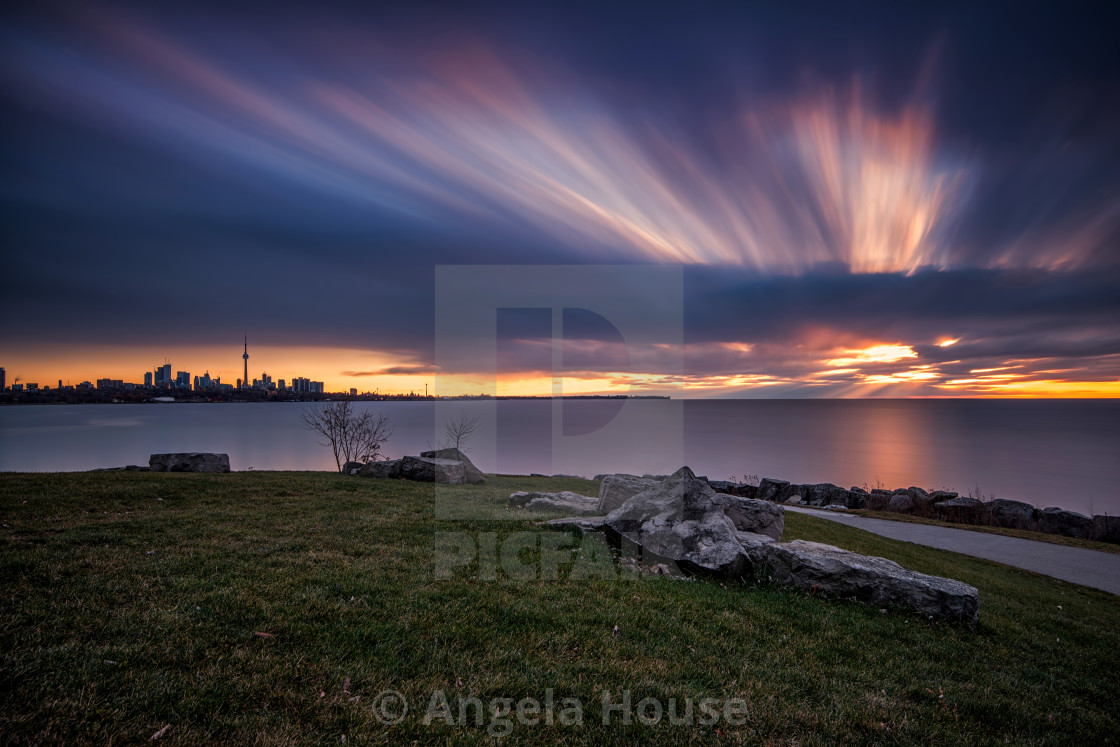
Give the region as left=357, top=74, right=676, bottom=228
left=441, top=410, right=481, bottom=451
left=301, top=401, right=393, bottom=472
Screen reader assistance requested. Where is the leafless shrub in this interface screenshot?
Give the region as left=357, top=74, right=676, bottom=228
left=301, top=401, right=393, bottom=472
left=441, top=410, right=481, bottom=452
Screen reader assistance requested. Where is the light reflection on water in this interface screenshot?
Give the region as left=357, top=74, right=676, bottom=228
left=0, top=399, right=1116, bottom=515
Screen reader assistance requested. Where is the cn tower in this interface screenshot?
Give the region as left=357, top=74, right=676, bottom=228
left=242, top=334, right=249, bottom=388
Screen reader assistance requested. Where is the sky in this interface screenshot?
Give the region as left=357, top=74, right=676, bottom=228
left=1, top=0, right=1119, bottom=397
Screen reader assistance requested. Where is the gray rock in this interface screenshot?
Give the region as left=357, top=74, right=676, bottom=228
left=597, top=474, right=661, bottom=514
left=399, top=456, right=466, bottom=484
left=717, top=494, right=785, bottom=541
left=929, top=490, right=959, bottom=503
left=359, top=459, right=401, bottom=479
left=802, top=483, right=852, bottom=508
left=756, top=478, right=791, bottom=503
left=524, top=491, right=599, bottom=515
left=934, top=496, right=983, bottom=521
left=343, top=461, right=365, bottom=476
left=1037, top=507, right=1094, bottom=539
left=149, top=453, right=230, bottom=473
left=984, top=499, right=1037, bottom=529
left=821, top=504, right=849, bottom=511
left=603, top=466, right=752, bottom=579
left=760, top=540, right=980, bottom=622
left=847, top=487, right=869, bottom=509
left=539, top=516, right=609, bottom=534
left=783, top=495, right=804, bottom=506
left=734, top=531, right=776, bottom=550
left=420, top=448, right=486, bottom=484
left=887, top=494, right=915, bottom=513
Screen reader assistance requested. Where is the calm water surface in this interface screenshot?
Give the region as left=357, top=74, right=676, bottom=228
left=0, top=399, right=1116, bottom=515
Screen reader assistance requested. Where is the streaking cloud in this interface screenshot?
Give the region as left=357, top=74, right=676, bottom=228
left=1, top=8, right=979, bottom=274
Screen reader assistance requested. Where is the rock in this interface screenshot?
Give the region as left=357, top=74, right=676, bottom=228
left=641, top=474, right=669, bottom=480
left=756, top=478, right=791, bottom=503
left=802, top=483, right=851, bottom=508
left=929, top=490, right=959, bottom=503
left=149, top=453, right=230, bottom=473
left=847, top=487, right=869, bottom=509
left=821, top=504, right=848, bottom=511
left=1037, top=507, right=1094, bottom=539
left=984, top=499, right=1037, bottom=529
left=934, top=496, right=983, bottom=521
left=783, top=495, right=804, bottom=506
left=887, top=494, right=915, bottom=513
left=906, top=487, right=934, bottom=512
left=597, top=474, right=661, bottom=514
left=342, top=461, right=364, bottom=476
left=399, top=456, right=466, bottom=484
left=734, top=531, right=776, bottom=550
left=707, top=481, right=737, bottom=494
left=524, top=491, right=599, bottom=515
left=539, top=516, right=609, bottom=534
left=760, top=540, right=980, bottom=622
left=603, top=466, right=752, bottom=579
left=717, top=494, right=785, bottom=541
left=867, top=490, right=893, bottom=511
left=420, top=448, right=485, bottom=484
left=359, top=459, right=401, bottom=479
left=1093, top=515, right=1120, bottom=544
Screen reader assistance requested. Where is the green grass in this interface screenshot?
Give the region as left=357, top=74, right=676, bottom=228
left=1, top=472, right=1118, bottom=745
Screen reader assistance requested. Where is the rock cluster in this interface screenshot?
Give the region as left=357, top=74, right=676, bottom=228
left=516, top=466, right=979, bottom=621
left=744, top=476, right=1112, bottom=544
left=149, top=453, right=230, bottom=473
left=348, top=447, right=485, bottom=485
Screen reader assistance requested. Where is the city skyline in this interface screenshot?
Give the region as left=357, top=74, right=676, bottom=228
left=2, top=3, right=1119, bottom=398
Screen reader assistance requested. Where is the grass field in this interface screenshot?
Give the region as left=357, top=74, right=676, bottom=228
left=2, top=471, right=1118, bottom=745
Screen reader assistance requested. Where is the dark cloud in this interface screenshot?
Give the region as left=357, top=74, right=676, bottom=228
left=1, top=1, right=1118, bottom=393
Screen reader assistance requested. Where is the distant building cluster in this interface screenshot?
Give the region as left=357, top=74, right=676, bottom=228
left=0, top=339, right=324, bottom=398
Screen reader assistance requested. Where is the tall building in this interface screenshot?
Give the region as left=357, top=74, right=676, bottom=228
left=242, top=334, right=249, bottom=389
left=144, top=371, right=153, bottom=387
left=154, top=363, right=172, bottom=387
left=176, top=371, right=190, bottom=389
left=0, top=367, right=5, bottom=391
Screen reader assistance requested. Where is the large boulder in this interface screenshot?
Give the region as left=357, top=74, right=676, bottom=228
left=510, top=491, right=599, bottom=515
left=934, top=496, right=983, bottom=522
left=846, top=487, right=869, bottom=509
left=603, top=467, right=752, bottom=579
left=760, top=540, right=980, bottom=622
left=359, top=459, right=401, bottom=479
left=802, top=483, right=852, bottom=508
left=887, top=494, right=915, bottom=513
left=342, top=461, right=365, bottom=475
left=419, top=448, right=486, bottom=484
left=399, top=456, right=466, bottom=484
left=1037, top=507, right=1094, bottom=539
left=756, top=478, right=792, bottom=503
left=149, top=453, right=230, bottom=473
left=597, top=474, right=661, bottom=514
left=717, top=495, right=785, bottom=541
left=984, top=499, right=1037, bottom=529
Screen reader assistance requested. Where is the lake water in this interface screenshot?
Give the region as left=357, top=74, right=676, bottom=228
left=0, top=399, right=1116, bottom=516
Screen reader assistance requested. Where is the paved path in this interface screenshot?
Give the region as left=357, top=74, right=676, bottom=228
left=786, top=506, right=1120, bottom=596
